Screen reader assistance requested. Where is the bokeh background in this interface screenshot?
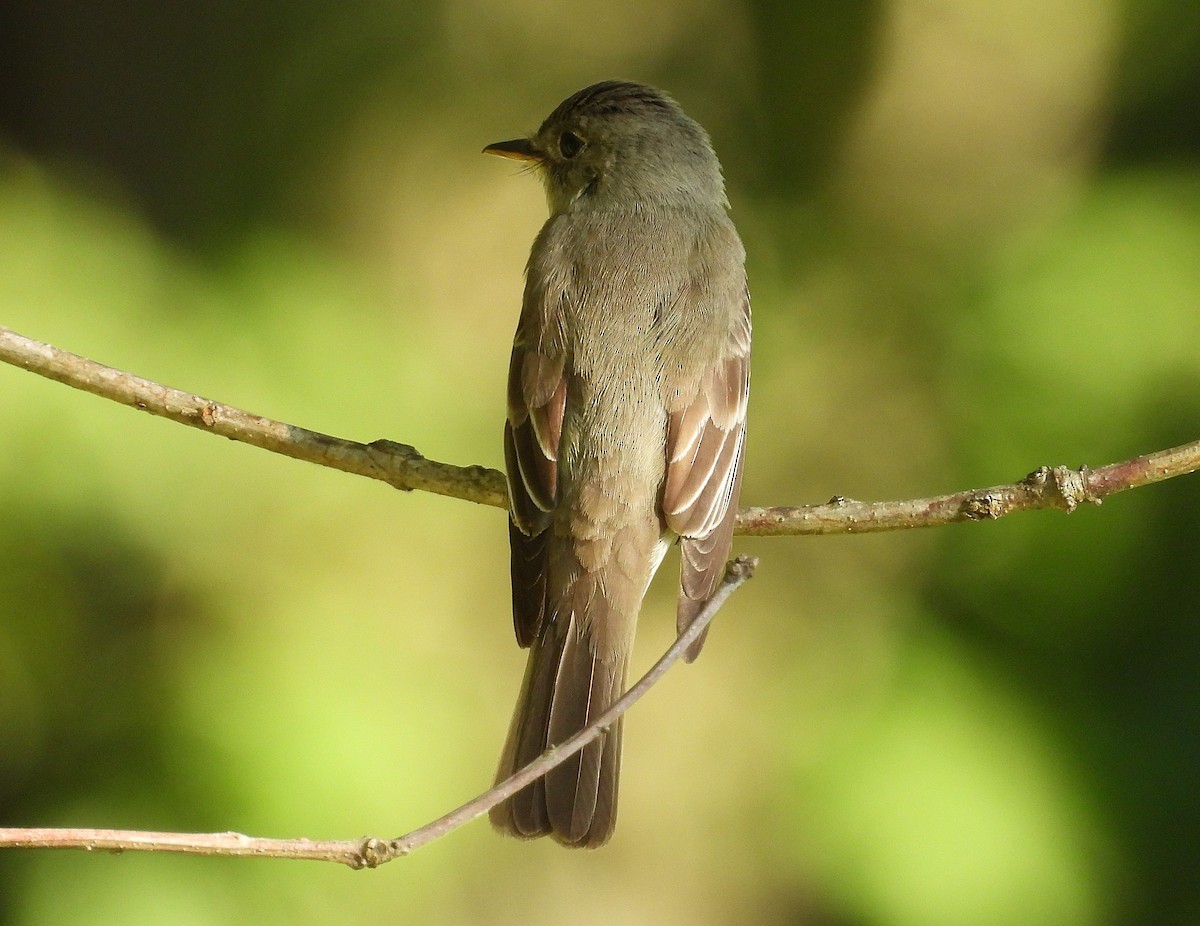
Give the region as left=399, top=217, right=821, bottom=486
left=2, top=1, right=1199, bottom=923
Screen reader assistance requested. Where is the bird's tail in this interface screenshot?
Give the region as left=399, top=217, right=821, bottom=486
left=490, top=590, right=630, bottom=848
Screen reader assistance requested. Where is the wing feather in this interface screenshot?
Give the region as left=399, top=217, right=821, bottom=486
left=663, top=295, right=750, bottom=539
left=505, top=339, right=568, bottom=647
left=664, top=293, right=750, bottom=660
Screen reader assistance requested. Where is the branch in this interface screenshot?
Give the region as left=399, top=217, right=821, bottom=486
left=2, top=325, right=1198, bottom=533
left=740, top=441, right=1200, bottom=535
left=0, top=556, right=758, bottom=867
left=0, top=325, right=505, bottom=508
left=2, top=323, right=1195, bottom=861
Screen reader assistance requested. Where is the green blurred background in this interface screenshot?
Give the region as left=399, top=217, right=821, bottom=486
left=2, top=1, right=1199, bottom=923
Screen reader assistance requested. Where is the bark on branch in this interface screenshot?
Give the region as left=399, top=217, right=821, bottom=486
left=3, top=325, right=1196, bottom=534
left=2, top=320, right=1198, bottom=861
left=0, top=557, right=758, bottom=866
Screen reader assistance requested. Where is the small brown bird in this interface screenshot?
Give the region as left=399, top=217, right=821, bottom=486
left=485, top=80, right=750, bottom=847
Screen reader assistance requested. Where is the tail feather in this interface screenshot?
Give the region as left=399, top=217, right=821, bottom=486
left=492, top=614, right=559, bottom=838
left=545, top=617, right=626, bottom=845
left=491, top=590, right=628, bottom=848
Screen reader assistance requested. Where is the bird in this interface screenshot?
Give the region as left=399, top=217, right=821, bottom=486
left=484, top=80, right=750, bottom=847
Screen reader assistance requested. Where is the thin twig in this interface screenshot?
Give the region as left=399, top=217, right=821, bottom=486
left=387, top=554, right=757, bottom=858
left=0, top=829, right=369, bottom=867
left=740, top=442, right=1200, bottom=535
left=2, top=325, right=1198, bottom=534
left=0, top=556, right=758, bottom=867
left=0, top=324, right=505, bottom=508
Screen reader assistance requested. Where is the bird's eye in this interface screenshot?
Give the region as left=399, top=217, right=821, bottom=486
left=558, top=131, right=585, bottom=159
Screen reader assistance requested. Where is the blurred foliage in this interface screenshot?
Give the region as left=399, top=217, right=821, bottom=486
left=1, top=1, right=1199, bottom=924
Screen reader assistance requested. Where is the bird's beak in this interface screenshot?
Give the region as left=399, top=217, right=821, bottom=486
left=483, top=138, right=542, bottom=162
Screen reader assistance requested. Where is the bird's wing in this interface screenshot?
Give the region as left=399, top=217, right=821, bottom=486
left=662, top=290, right=750, bottom=658
left=504, top=327, right=568, bottom=648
